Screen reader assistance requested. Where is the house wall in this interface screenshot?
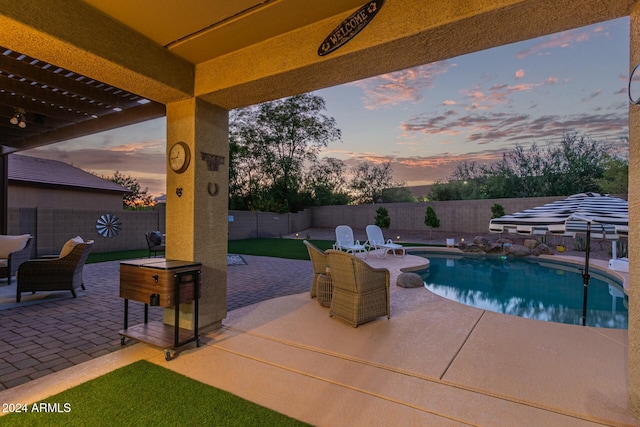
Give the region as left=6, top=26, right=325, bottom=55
left=9, top=184, right=124, bottom=211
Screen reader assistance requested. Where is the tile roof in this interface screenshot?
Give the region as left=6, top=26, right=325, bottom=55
left=8, top=154, right=131, bottom=194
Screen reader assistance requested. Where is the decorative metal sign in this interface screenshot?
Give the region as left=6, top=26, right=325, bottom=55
left=318, top=0, right=385, bottom=57
left=201, top=152, right=225, bottom=171
left=96, top=213, right=121, bottom=238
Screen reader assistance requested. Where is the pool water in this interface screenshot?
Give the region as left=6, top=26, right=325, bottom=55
left=415, top=252, right=628, bottom=329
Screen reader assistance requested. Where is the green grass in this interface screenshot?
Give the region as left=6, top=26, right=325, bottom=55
left=87, top=238, right=440, bottom=264
left=0, top=360, right=309, bottom=427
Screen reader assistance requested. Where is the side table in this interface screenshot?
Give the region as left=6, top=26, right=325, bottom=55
left=317, top=273, right=333, bottom=307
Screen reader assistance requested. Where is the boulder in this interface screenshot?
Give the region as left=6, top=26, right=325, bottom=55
left=485, top=243, right=504, bottom=254
left=473, top=236, right=490, bottom=248
left=506, top=244, right=531, bottom=257
left=396, top=272, right=424, bottom=288
left=523, top=239, right=539, bottom=249
left=532, top=243, right=553, bottom=256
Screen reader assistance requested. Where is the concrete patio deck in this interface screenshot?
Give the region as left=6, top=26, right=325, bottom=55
left=0, top=232, right=636, bottom=426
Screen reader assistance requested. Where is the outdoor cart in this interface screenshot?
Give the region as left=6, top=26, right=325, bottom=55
left=119, top=258, right=202, bottom=360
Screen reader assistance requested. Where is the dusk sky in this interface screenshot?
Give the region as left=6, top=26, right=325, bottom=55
left=24, top=17, right=630, bottom=198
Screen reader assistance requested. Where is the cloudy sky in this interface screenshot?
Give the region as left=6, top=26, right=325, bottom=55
left=24, top=17, right=630, bottom=197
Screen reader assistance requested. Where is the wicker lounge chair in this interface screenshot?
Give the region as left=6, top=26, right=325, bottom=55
left=325, top=250, right=390, bottom=327
left=303, top=240, right=326, bottom=298
left=145, top=231, right=165, bottom=257
left=16, top=240, right=94, bottom=302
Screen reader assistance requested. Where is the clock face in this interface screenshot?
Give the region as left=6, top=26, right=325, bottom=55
left=169, top=142, right=190, bottom=173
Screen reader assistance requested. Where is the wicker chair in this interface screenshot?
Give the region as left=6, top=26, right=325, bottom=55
left=0, top=235, right=33, bottom=281
left=303, top=240, right=328, bottom=299
left=325, top=250, right=390, bottom=327
left=16, top=241, right=94, bottom=302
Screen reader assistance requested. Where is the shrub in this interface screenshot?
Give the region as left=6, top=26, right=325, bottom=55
left=374, top=206, right=391, bottom=229
left=491, top=203, right=505, bottom=219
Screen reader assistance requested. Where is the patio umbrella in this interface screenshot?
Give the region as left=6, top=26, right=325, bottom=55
left=489, top=192, right=628, bottom=326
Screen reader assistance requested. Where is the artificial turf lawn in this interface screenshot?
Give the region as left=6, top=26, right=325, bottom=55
left=87, top=238, right=436, bottom=263
left=0, top=360, right=309, bottom=427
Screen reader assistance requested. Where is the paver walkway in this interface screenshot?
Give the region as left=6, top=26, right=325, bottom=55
left=0, top=256, right=311, bottom=391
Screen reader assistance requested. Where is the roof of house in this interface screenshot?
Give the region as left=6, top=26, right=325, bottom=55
left=8, top=154, right=131, bottom=194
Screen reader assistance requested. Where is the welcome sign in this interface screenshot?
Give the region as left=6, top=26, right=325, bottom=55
left=318, top=0, right=385, bottom=57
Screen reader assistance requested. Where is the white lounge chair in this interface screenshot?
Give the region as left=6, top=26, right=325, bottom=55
left=333, top=225, right=367, bottom=258
left=365, top=225, right=405, bottom=258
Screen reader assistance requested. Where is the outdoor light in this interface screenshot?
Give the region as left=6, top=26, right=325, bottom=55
left=9, top=108, right=26, bottom=128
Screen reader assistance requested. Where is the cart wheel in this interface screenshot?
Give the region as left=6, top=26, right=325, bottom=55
left=164, top=349, right=172, bottom=361
left=120, top=336, right=125, bottom=346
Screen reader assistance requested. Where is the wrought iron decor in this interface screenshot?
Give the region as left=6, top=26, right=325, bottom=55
left=201, top=151, right=225, bottom=197
left=96, top=213, right=122, bottom=238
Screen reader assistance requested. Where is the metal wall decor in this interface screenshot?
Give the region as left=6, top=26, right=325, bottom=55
left=201, top=152, right=225, bottom=171
left=318, top=0, right=385, bottom=57
left=629, top=63, right=640, bottom=105
left=176, top=187, right=183, bottom=197
left=96, top=213, right=122, bottom=238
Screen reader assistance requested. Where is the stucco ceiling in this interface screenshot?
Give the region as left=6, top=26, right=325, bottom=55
left=81, top=0, right=366, bottom=64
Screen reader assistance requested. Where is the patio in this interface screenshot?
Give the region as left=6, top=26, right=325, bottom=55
left=0, top=242, right=635, bottom=426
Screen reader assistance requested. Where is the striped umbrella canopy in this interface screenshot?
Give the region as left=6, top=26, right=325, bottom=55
left=489, top=193, right=628, bottom=239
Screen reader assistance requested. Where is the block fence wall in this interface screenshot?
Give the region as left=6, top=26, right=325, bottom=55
left=309, top=196, right=569, bottom=235
left=11, top=195, right=617, bottom=254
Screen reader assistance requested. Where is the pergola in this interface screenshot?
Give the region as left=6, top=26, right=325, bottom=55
left=2, top=0, right=640, bottom=416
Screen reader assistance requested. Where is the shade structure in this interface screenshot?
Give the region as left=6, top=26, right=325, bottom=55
left=489, top=192, right=628, bottom=240
left=489, top=192, right=628, bottom=326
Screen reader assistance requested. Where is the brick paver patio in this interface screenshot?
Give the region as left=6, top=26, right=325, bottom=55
left=0, top=255, right=311, bottom=391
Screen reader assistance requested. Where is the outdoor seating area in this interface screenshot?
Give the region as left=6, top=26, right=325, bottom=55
left=365, top=224, right=405, bottom=258
left=1, top=238, right=634, bottom=426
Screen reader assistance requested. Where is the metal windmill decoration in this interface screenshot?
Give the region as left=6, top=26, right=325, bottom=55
left=96, top=213, right=122, bottom=238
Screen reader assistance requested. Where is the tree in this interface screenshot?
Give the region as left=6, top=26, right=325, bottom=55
left=424, top=205, right=440, bottom=239
left=101, top=171, right=154, bottom=209
left=229, top=94, right=342, bottom=212
left=374, top=206, right=391, bottom=229
left=350, top=161, right=400, bottom=204
left=305, top=157, right=351, bottom=205
left=429, top=132, right=619, bottom=200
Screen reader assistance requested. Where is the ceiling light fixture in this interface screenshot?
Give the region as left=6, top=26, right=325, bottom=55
left=9, top=108, right=27, bottom=128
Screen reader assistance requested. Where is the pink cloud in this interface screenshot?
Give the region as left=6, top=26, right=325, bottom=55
left=515, top=69, right=525, bottom=78
left=515, top=24, right=608, bottom=59
left=350, top=61, right=457, bottom=109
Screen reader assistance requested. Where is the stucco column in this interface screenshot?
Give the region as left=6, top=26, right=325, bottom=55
left=164, top=98, right=228, bottom=331
left=630, top=4, right=640, bottom=419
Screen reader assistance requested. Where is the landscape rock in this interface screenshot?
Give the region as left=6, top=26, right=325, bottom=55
left=523, top=239, right=539, bottom=249
left=396, top=272, right=425, bottom=288
left=532, top=243, right=553, bottom=256
left=506, top=244, right=531, bottom=257
left=485, top=243, right=505, bottom=254
left=473, top=236, right=490, bottom=248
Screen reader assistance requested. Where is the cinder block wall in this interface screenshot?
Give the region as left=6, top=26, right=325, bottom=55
left=228, top=209, right=312, bottom=240
left=310, top=196, right=568, bottom=235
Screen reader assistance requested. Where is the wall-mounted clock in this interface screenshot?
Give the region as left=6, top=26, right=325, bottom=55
left=169, top=141, right=191, bottom=174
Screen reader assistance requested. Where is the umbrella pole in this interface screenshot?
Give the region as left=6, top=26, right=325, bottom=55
left=581, top=223, right=591, bottom=326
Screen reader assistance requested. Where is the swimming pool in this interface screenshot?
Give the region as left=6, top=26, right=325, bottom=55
left=414, top=252, right=628, bottom=329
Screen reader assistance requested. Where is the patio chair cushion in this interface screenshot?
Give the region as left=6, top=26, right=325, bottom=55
left=0, top=234, right=30, bottom=258
left=60, top=236, right=85, bottom=258
left=148, top=231, right=162, bottom=245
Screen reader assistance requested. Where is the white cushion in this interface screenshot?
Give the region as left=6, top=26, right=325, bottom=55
left=0, top=234, right=30, bottom=259
left=59, top=236, right=84, bottom=258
